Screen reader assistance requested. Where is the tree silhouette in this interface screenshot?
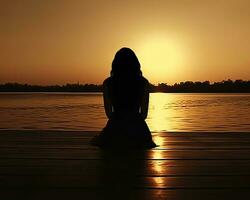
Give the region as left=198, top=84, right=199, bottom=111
left=0, top=79, right=249, bottom=93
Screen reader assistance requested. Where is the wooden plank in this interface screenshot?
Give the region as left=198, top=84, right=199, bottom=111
left=1, top=189, right=250, bottom=200
left=1, top=159, right=250, bottom=167
left=0, top=162, right=250, bottom=176
left=1, top=175, right=250, bottom=189
left=1, top=149, right=250, bottom=160
left=2, top=143, right=250, bottom=150
left=4, top=138, right=250, bottom=143
left=1, top=130, right=250, bottom=138
left=1, top=144, right=250, bottom=150
left=2, top=146, right=250, bottom=152
left=2, top=146, right=250, bottom=151
left=1, top=131, right=250, bottom=139
left=2, top=137, right=250, bottom=144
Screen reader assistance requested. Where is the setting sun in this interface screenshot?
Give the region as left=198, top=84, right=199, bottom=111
left=136, top=34, right=188, bottom=84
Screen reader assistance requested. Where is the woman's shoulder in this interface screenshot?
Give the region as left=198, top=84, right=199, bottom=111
left=141, top=76, right=149, bottom=86
left=103, top=77, right=112, bottom=86
left=103, top=76, right=149, bottom=86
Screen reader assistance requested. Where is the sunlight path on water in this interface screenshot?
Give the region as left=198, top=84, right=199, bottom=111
left=0, top=93, right=250, bottom=132
left=147, top=93, right=186, bottom=132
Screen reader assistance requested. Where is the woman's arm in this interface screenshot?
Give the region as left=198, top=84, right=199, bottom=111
left=103, top=80, right=113, bottom=119
left=141, top=81, right=149, bottom=120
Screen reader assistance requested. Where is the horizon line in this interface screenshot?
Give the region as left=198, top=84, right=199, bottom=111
left=1, top=79, right=250, bottom=86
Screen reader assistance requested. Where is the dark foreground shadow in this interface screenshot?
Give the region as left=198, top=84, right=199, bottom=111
left=96, top=149, right=148, bottom=200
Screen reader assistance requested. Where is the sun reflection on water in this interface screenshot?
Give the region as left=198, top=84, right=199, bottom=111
left=147, top=93, right=169, bottom=132
left=147, top=93, right=187, bottom=132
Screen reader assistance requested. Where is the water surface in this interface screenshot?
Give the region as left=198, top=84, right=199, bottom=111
left=0, top=93, right=250, bottom=132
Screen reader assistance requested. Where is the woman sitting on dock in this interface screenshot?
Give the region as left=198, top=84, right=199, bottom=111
left=91, top=47, right=156, bottom=148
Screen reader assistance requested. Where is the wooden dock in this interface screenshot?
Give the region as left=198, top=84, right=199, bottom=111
left=1, top=130, right=250, bottom=199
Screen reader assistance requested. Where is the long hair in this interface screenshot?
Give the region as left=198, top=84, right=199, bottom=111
left=111, top=47, right=142, bottom=78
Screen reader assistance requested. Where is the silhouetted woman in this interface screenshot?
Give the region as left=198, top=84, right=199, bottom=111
left=91, top=47, right=156, bottom=148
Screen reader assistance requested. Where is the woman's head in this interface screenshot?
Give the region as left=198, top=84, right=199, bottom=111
left=111, top=47, right=142, bottom=77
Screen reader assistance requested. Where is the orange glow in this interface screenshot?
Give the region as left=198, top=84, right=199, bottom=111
left=136, top=35, right=189, bottom=84
left=1, top=1, right=250, bottom=84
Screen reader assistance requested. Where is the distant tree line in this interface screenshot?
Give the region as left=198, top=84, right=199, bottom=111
left=0, top=83, right=103, bottom=92
left=150, top=79, right=250, bottom=93
left=0, top=79, right=250, bottom=93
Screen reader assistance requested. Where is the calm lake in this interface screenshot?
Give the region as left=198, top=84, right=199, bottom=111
left=0, top=93, right=250, bottom=132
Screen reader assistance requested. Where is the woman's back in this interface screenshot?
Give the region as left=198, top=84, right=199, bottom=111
left=104, top=76, right=149, bottom=114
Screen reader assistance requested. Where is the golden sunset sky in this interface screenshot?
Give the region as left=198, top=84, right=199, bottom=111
left=0, top=0, right=250, bottom=85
